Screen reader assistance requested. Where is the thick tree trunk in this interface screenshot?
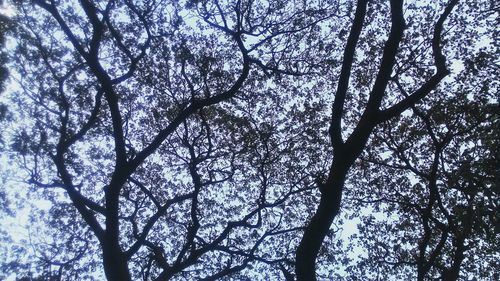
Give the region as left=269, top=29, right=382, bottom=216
left=102, top=178, right=132, bottom=281
left=295, top=189, right=342, bottom=280
left=442, top=231, right=467, bottom=281
left=296, top=114, right=375, bottom=280
left=102, top=241, right=132, bottom=281
left=295, top=163, right=349, bottom=281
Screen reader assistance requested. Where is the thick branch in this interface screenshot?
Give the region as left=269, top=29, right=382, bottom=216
left=329, top=0, right=369, bottom=151
left=379, top=0, right=459, bottom=121
left=364, top=0, right=406, bottom=112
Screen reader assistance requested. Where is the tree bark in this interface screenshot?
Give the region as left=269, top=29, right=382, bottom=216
left=102, top=172, right=132, bottom=281
left=102, top=241, right=132, bottom=281
left=295, top=183, right=343, bottom=281
left=295, top=160, right=350, bottom=281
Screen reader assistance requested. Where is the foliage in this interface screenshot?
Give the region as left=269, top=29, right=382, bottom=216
left=0, top=0, right=497, bottom=280
left=345, top=13, right=499, bottom=278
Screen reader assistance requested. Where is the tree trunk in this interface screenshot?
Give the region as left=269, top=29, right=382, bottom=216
left=295, top=166, right=348, bottom=281
left=295, top=117, right=374, bottom=280
left=102, top=241, right=132, bottom=281
left=103, top=179, right=132, bottom=281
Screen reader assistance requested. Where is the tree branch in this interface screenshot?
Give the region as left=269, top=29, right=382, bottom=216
left=329, top=0, right=369, bottom=152
left=379, top=0, right=459, bottom=121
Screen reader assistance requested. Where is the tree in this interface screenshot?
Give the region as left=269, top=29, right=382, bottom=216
left=0, top=0, right=13, bottom=146
left=294, top=0, right=469, bottom=279
left=345, top=98, right=498, bottom=280
left=0, top=0, right=10, bottom=91
left=343, top=31, right=499, bottom=280
left=4, top=0, right=332, bottom=279
left=1, top=0, right=497, bottom=280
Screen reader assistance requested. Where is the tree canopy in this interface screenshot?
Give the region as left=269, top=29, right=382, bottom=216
left=0, top=0, right=498, bottom=280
